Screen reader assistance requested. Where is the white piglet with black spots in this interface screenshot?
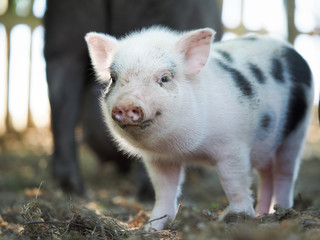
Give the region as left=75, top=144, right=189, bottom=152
left=85, top=27, right=314, bottom=231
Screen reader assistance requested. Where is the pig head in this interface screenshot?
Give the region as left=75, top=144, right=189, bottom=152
left=86, top=28, right=214, bottom=153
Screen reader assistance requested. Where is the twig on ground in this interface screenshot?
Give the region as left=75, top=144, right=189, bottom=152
left=147, top=214, right=168, bottom=224
left=170, top=201, right=183, bottom=229
left=36, top=181, right=44, bottom=199
left=23, top=220, right=87, bottom=228
left=100, top=221, right=107, bottom=240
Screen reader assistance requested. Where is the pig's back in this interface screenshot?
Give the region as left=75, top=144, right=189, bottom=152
left=205, top=36, right=313, bottom=160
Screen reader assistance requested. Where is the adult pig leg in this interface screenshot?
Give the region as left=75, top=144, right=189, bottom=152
left=44, top=0, right=107, bottom=195
left=46, top=56, right=86, bottom=194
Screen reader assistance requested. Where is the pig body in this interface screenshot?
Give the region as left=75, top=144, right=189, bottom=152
left=86, top=27, right=314, bottom=231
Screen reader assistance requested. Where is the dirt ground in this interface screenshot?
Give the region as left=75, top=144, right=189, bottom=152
left=1, top=107, right=320, bottom=240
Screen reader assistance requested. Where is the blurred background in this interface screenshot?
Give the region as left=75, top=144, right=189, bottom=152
left=0, top=0, right=319, bottom=141
left=0, top=0, right=319, bottom=138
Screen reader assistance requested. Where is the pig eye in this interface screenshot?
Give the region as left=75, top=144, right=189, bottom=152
left=110, top=74, right=117, bottom=83
left=158, top=74, right=172, bottom=87
left=106, top=77, right=114, bottom=89
left=110, top=71, right=118, bottom=83
left=160, top=75, right=170, bottom=83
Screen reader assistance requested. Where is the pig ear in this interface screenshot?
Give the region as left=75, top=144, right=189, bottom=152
left=176, top=28, right=215, bottom=76
left=85, top=32, right=118, bottom=82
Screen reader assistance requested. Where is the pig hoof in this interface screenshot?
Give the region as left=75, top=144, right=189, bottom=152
left=52, top=163, right=85, bottom=195
left=218, top=206, right=255, bottom=222
left=218, top=206, right=230, bottom=221
left=222, top=211, right=253, bottom=224
left=137, top=181, right=154, bottom=202
left=144, top=222, right=165, bottom=232
left=145, top=215, right=169, bottom=232
left=59, top=177, right=85, bottom=195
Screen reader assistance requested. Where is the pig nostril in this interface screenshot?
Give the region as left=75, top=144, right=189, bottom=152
left=128, top=107, right=142, bottom=122
left=112, top=107, right=124, bottom=121
left=114, top=113, right=122, bottom=120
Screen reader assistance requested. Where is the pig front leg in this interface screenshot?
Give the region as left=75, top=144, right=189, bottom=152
left=215, top=147, right=255, bottom=217
left=143, top=159, right=184, bottom=231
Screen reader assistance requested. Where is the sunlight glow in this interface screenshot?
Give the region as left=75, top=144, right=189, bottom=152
left=295, top=0, right=316, bottom=33
left=0, top=0, right=8, bottom=15
left=221, top=32, right=238, bottom=41
left=8, top=24, right=31, bottom=132
left=33, top=0, right=46, bottom=18
left=30, top=26, right=50, bottom=128
left=243, top=0, right=262, bottom=31
left=15, top=0, right=32, bottom=17
left=262, top=0, right=287, bottom=37
left=222, top=0, right=242, bottom=29
left=243, top=0, right=287, bottom=38
left=0, top=24, right=7, bottom=135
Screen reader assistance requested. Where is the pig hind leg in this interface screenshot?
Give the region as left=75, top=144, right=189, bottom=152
left=255, top=164, right=273, bottom=215
left=269, top=125, right=308, bottom=212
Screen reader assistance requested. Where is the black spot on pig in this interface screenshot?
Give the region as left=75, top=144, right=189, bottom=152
left=258, top=112, right=275, bottom=141
left=283, top=47, right=312, bottom=87
left=271, top=58, right=285, bottom=83
left=216, top=60, right=254, bottom=98
left=282, top=85, right=307, bottom=138
left=281, top=47, right=312, bottom=139
left=249, top=63, right=266, bottom=84
left=261, top=114, right=272, bottom=130
left=215, top=49, right=233, bottom=63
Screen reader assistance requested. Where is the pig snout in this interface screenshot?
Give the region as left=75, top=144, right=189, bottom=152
left=112, top=103, right=158, bottom=131
left=112, top=104, right=144, bottom=126
left=112, top=103, right=161, bottom=129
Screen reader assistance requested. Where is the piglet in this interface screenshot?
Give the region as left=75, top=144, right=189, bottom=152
left=85, top=27, right=314, bottom=231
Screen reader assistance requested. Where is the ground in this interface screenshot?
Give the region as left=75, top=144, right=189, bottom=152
left=0, top=108, right=320, bottom=240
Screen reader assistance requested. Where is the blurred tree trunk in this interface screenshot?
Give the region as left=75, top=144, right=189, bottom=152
left=285, top=0, right=298, bottom=44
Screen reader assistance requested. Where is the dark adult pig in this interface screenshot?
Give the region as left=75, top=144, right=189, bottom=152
left=44, top=0, right=222, bottom=195
left=85, top=27, right=314, bottom=230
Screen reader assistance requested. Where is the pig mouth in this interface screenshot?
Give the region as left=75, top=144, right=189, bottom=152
left=139, top=119, right=154, bottom=129
left=119, top=111, right=161, bottom=130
